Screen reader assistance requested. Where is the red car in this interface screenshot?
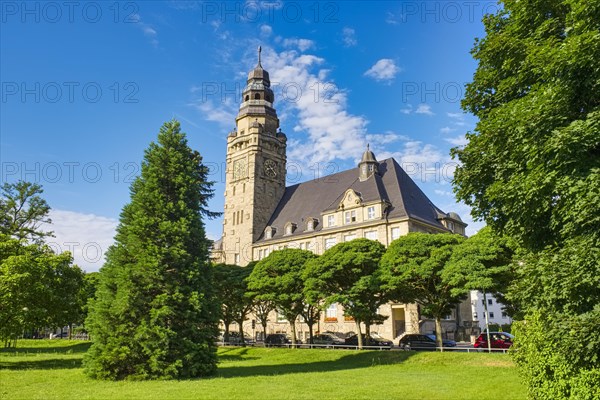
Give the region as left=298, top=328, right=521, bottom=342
left=474, top=332, right=514, bottom=349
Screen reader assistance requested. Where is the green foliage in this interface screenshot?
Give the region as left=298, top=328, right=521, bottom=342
left=0, top=181, right=53, bottom=242
left=453, top=0, right=600, bottom=250
left=0, top=234, right=83, bottom=343
left=304, top=239, right=387, bottom=348
left=444, top=227, right=515, bottom=313
left=213, top=263, right=254, bottom=343
left=247, top=248, right=315, bottom=345
left=380, top=233, right=466, bottom=347
left=453, top=0, right=600, bottom=396
left=84, top=120, right=219, bottom=380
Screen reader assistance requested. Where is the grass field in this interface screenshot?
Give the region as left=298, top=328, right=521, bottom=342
left=0, top=340, right=526, bottom=399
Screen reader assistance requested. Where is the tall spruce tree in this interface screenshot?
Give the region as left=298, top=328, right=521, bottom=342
left=84, top=120, right=220, bottom=380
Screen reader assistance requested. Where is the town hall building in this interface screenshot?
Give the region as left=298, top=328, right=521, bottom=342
left=212, top=48, right=476, bottom=342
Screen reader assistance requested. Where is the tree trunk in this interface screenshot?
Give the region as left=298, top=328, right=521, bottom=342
left=224, top=323, right=230, bottom=344
left=69, top=323, right=73, bottom=340
left=238, top=319, right=246, bottom=347
left=365, top=321, right=371, bottom=347
left=355, top=319, right=363, bottom=350
left=435, top=317, right=443, bottom=352
left=290, top=320, right=297, bottom=348
left=261, top=321, right=268, bottom=342
left=308, top=320, right=314, bottom=345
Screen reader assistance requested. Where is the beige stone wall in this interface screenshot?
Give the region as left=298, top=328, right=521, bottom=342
left=222, top=114, right=286, bottom=266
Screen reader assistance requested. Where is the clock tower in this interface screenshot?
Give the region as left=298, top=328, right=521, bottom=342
left=222, top=47, right=287, bottom=265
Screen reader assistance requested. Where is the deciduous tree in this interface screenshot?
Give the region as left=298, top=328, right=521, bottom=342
left=380, top=233, right=465, bottom=349
left=452, top=0, right=600, bottom=396
left=304, top=239, right=387, bottom=349
left=247, top=249, right=315, bottom=347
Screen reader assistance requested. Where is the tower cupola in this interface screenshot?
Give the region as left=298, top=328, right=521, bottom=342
left=358, top=144, right=379, bottom=181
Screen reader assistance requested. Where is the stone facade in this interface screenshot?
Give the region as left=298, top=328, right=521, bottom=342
left=215, top=49, right=476, bottom=342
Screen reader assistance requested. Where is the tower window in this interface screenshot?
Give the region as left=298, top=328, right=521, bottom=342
left=245, top=95, right=249, bottom=101
left=254, top=93, right=261, bottom=100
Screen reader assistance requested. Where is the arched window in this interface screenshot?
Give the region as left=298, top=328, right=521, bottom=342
left=245, top=95, right=249, bottom=101
left=254, top=93, right=261, bottom=100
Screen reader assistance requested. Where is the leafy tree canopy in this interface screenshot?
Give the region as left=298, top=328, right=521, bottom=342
left=380, top=233, right=466, bottom=347
left=0, top=181, right=52, bottom=242
left=304, top=238, right=388, bottom=348
left=247, top=248, right=315, bottom=346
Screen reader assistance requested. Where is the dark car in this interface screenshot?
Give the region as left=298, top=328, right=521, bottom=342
left=312, top=333, right=345, bottom=347
left=398, top=334, right=438, bottom=350
left=264, top=334, right=292, bottom=347
left=426, top=334, right=457, bottom=347
left=227, top=332, right=255, bottom=346
left=344, top=334, right=393, bottom=349
left=474, top=332, right=514, bottom=349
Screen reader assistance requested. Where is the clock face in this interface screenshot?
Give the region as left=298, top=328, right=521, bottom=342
left=263, top=159, right=277, bottom=178
left=233, top=159, right=246, bottom=180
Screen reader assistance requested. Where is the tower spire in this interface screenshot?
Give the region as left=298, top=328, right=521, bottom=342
left=257, top=45, right=262, bottom=67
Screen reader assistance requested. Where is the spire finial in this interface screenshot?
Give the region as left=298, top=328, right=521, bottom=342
left=367, top=143, right=370, bottom=151
left=257, top=45, right=262, bottom=67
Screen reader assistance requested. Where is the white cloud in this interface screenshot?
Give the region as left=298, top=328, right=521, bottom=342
left=260, top=24, right=272, bottom=37
left=282, top=38, right=315, bottom=52
left=132, top=13, right=159, bottom=47
left=440, top=126, right=456, bottom=134
left=435, top=189, right=454, bottom=197
left=385, top=11, right=399, bottom=24
left=415, top=104, right=434, bottom=115
left=400, top=104, right=413, bottom=114
left=342, top=27, right=357, bottom=47
left=445, top=135, right=468, bottom=147
left=46, top=210, right=118, bottom=272
left=364, top=59, right=401, bottom=82
left=193, top=98, right=237, bottom=128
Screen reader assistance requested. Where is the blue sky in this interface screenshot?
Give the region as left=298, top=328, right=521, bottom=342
left=1, top=1, right=499, bottom=271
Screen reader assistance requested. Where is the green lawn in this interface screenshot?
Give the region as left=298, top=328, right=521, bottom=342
left=0, top=340, right=525, bottom=399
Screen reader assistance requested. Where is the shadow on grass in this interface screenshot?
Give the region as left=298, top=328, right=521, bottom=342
left=218, top=347, right=260, bottom=362
left=0, top=342, right=92, bottom=355
left=216, top=350, right=416, bottom=379
left=0, top=358, right=83, bottom=370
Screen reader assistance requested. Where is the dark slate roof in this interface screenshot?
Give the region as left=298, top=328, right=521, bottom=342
left=256, top=158, right=449, bottom=242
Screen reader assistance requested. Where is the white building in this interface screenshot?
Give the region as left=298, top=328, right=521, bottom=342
left=470, top=291, right=512, bottom=331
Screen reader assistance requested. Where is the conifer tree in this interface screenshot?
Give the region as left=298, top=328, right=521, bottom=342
left=84, top=120, right=220, bottom=380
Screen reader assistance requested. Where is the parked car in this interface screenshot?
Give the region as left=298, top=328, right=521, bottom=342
left=426, top=334, right=457, bottom=347
left=344, top=334, right=393, bottom=349
left=218, top=331, right=255, bottom=346
left=264, top=334, right=292, bottom=347
left=398, top=334, right=438, bottom=351
left=312, top=333, right=345, bottom=347
left=474, top=332, right=514, bottom=349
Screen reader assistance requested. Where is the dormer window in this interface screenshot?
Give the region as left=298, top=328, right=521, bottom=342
left=284, top=222, right=297, bottom=236
left=264, top=226, right=275, bottom=239
left=344, top=210, right=356, bottom=224
left=306, top=218, right=317, bottom=231
left=327, top=215, right=336, bottom=227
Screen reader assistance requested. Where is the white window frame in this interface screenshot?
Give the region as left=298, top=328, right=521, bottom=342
left=327, top=215, right=336, bottom=227
left=324, top=237, right=337, bottom=250
left=326, top=303, right=337, bottom=319
left=391, top=227, right=400, bottom=241
left=365, top=230, right=378, bottom=240
left=367, top=206, right=376, bottom=220
left=344, top=210, right=356, bottom=224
